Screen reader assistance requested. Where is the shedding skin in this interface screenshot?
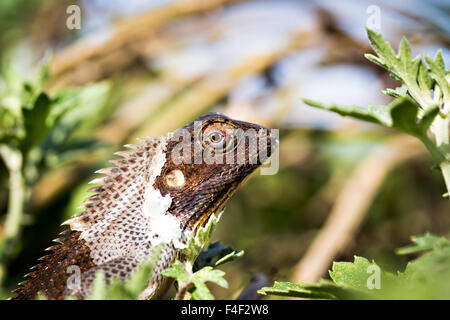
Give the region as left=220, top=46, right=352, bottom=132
left=11, top=113, right=277, bottom=300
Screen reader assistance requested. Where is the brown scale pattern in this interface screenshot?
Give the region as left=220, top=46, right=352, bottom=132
left=12, top=231, right=95, bottom=300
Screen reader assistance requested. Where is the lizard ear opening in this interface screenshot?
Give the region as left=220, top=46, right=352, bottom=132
left=165, top=169, right=185, bottom=188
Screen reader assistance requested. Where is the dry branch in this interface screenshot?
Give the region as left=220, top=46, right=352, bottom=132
left=130, top=30, right=316, bottom=139
left=48, top=0, right=243, bottom=87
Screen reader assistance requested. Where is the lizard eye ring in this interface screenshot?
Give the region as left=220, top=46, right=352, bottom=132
left=200, top=121, right=240, bottom=154
left=207, top=131, right=224, bottom=145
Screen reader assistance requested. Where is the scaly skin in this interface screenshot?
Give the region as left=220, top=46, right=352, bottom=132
left=11, top=113, right=277, bottom=300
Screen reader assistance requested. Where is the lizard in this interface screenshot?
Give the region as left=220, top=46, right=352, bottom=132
left=11, top=112, right=277, bottom=300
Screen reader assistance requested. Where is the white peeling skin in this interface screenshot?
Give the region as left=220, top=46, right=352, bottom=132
left=65, top=134, right=187, bottom=261
left=143, top=140, right=186, bottom=249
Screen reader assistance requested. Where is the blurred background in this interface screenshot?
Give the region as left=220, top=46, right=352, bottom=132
left=0, top=0, right=449, bottom=299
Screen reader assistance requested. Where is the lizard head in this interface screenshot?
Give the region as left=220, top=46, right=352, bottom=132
left=65, top=113, right=277, bottom=249
left=155, top=112, right=278, bottom=231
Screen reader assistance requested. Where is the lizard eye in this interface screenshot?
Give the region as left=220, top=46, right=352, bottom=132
left=201, top=122, right=237, bottom=153
left=208, top=131, right=224, bottom=145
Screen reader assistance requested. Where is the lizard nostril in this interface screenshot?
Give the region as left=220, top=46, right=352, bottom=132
left=165, top=169, right=185, bottom=188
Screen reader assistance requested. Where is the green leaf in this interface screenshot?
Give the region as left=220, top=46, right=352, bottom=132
left=262, top=233, right=450, bottom=300
left=302, top=98, right=388, bottom=126
left=365, top=29, right=397, bottom=69
left=163, top=261, right=228, bottom=300
left=161, top=212, right=240, bottom=300
left=193, top=267, right=228, bottom=289
left=365, top=28, right=432, bottom=108
left=258, top=281, right=335, bottom=299
left=418, top=105, right=440, bottom=135
left=383, top=85, right=408, bottom=98
left=389, top=96, right=420, bottom=136
left=417, top=60, right=434, bottom=95
left=396, top=233, right=448, bottom=255
left=21, top=93, right=52, bottom=152
left=183, top=211, right=223, bottom=262
left=398, top=37, right=412, bottom=64
left=192, top=282, right=214, bottom=300
left=330, top=256, right=383, bottom=290
left=258, top=280, right=368, bottom=300
left=215, top=248, right=244, bottom=267
left=162, top=260, right=191, bottom=285
left=426, top=51, right=450, bottom=102
left=194, top=241, right=244, bottom=271
left=304, top=96, right=439, bottom=140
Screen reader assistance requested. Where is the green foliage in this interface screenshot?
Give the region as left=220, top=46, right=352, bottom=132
left=0, top=54, right=111, bottom=178
left=303, top=28, right=450, bottom=194
left=0, top=53, right=112, bottom=286
left=183, top=212, right=223, bottom=262
left=260, top=28, right=450, bottom=301
left=259, top=233, right=450, bottom=299
left=162, top=212, right=242, bottom=300
left=258, top=279, right=368, bottom=300
left=396, top=232, right=444, bottom=254
left=162, top=261, right=228, bottom=300
left=303, top=97, right=439, bottom=141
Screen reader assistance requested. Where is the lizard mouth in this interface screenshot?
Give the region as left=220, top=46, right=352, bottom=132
left=191, top=181, right=240, bottom=233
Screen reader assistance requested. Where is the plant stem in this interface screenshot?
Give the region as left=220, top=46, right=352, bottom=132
left=174, top=282, right=194, bottom=300
left=174, top=261, right=194, bottom=300
left=0, top=145, right=25, bottom=285
left=441, top=162, right=450, bottom=198
left=432, top=110, right=450, bottom=197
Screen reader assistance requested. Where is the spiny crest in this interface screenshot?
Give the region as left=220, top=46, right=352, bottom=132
left=62, top=136, right=166, bottom=232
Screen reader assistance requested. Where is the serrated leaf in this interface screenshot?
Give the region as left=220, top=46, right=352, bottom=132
left=258, top=280, right=368, bottom=300
left=365, top=28, right=432, bottom=108
left=399, top=37, right=412, bottom=63
left=162, top=261, right=190, bottom=284
left=366, top=28, right=398, bottom=69
left=192, top=282, right=214, bottom=300
left=258, top=281, right=336, bottom=299
left=163, top=260, right=228, bottom=300
left=330, top=256, right=381, bottom=290
left=364, top=53, right=386, bottom=69
left=305, top=96, right=439, bottom=141
left=193, top=267, right=228, bottom=289
left=426, top=51, right=450, bottom=101
left=302, top=98, right=388, bottom=126
left=262, top=233, right=450, bottom=300
left=383, top=85, right=408, bottom=98
left=417, top=60, right=434, bottom=94
left=183, top=211, right=223, bottom=262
